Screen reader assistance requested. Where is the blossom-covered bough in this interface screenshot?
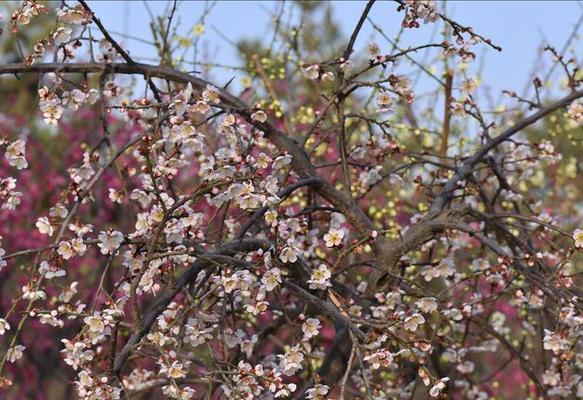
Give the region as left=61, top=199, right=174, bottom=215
left=1, top=0, right=583, bottom=398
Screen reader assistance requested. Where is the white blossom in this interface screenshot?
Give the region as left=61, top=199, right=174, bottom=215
left=323, top=228, right=345, bottom=247
left=36, top=217, right=54, bottom=236
left=7, top=345, right=25, bottom=363
left=364, top=349, right=393, bottom=370
left=159, top=360, right=189, bottom=379
left=542, top=330, right=564, bottom=354
left=573, top=229, right=583, bottom=249
left=416, top=297, right=438, bottom=313
left=52, top=26, right=73, bottom=45
left=307, top=265, right=332, bottom=290
left=22, top=285, right=46, bottom=302
left=278, top=345, right=304, bottom=376
left=5, top=140, right=28, bottom=169
left=403, top=313, right=426, bottom=332
left=262, top=268, right=282, bottom=291
left=305, top=384, right=329, bottom=399
left=302, top=318, right=321, bottom=341
left=84, top=315, right=105, bottom=334
left=279, top=243, right=298, bottom=264
left=429, top=377, right=450, bottom=397
left=0, top=318, right=10, bottom=335
left=97, top=230, right=124, bottom=255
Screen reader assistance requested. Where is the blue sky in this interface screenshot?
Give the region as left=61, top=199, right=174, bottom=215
left=88, top=1, right=582, bottom=99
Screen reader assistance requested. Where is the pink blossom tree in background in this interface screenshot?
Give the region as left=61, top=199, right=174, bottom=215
left=0, top=1, right=582, bottom=399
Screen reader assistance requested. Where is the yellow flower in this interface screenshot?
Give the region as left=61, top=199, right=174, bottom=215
left=193, top=23, right=205, bottom=36
left=240, top=76, right=252, bottom=88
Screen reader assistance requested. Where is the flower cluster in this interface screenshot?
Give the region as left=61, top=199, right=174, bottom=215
left=0, top=1, right=581, bottom=400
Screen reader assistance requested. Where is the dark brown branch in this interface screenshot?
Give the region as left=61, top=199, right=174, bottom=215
left=78, top=0, right=133, bottom=64
left=343, top=0, right=376, bottom=60
left=112, top=260, right=205, bottom=375
left=235, top=176, right=322, bottom=240
left=430, top=89, right=583, bottom=213
left=282, top=280, right=366, bottom=341
left=0, top=61, right=378, bottom=239
left=440, top=70, right=453, bottom=157
left=78, top=1, right=162, bottom=102
left=469, top=317, right=546, bottom=397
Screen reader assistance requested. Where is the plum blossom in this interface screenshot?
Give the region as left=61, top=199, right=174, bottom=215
left=52, top=26, right=72, bottom=45
left=567, top=100, right=582, bottom=124
left=278, top=345, right=304, bottom=375
left=84, top=315, right=106, bottom=334
left=159, top=360, right=189, bottom=379
left=265, top=210, right=278, bottom=227
left=262, top=268, right=282, bottom=291
left=429, top=377, right=450, bottom=397
left=376, top=91, right=393, bottom=109
left=202, top=84, right=220, bottom=104
left=39, top=261, right=65, bottom=279
left=1, top=177, right=23, bottom=210
left=573, top=228, right=583, bottom=248
left=307, top=264, right=332, bottom=290
left=360, top=166, right=383, bottom=188
left=7, top=345, right=25, bottom=363
left=163, top=385, right=196, bottom=399
left=40, top=98, right=63, bottom=125
left=321, top=71, right=335, bottom=82
left=97, top=230, right=124, bottom=254
left=403, top=313, right=426, bottom=332
left=416, top=297, right=438, bottom=313
left=280, top=242, right=299, bottom=263
left=22, top=285, right=46, bottom=302
left=251, top=110, right=267, bottom=123
left=0, top=318, right=10, bottom=335
left=58, top=239, right=86, bottom=260
left=301, top=318, right=321, bottom=341
left=302, top=64, right=319, bottom=80
left=61, top=339, right=94, bottom=370
left=323, top=228, right=345, bottom=247
left=542, top=368, right=560, bottom=386
left=305, top=384, right=329, bottom=400
left=457, top=361, right=475, bottom=374
left=97, top=39, right=118, bottom=63
left=404, top=0, right=438, bottom=24
left=56, top=5, right=92, bottom=24
left=5, top=140, right=28, bottom=169
left=366, top=42, right=381, bottom=59
left=36, top=216, right=54, bottom=236
left=542, top=330, right=564, bottom=354
left=364, top=349, right=393, bottom=370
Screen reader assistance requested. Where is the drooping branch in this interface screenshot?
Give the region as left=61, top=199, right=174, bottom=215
left=112, top=239, right=268, bottom=376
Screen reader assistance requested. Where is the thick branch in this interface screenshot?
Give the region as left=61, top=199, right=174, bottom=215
left=0, top=62, right=377, bottom=236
